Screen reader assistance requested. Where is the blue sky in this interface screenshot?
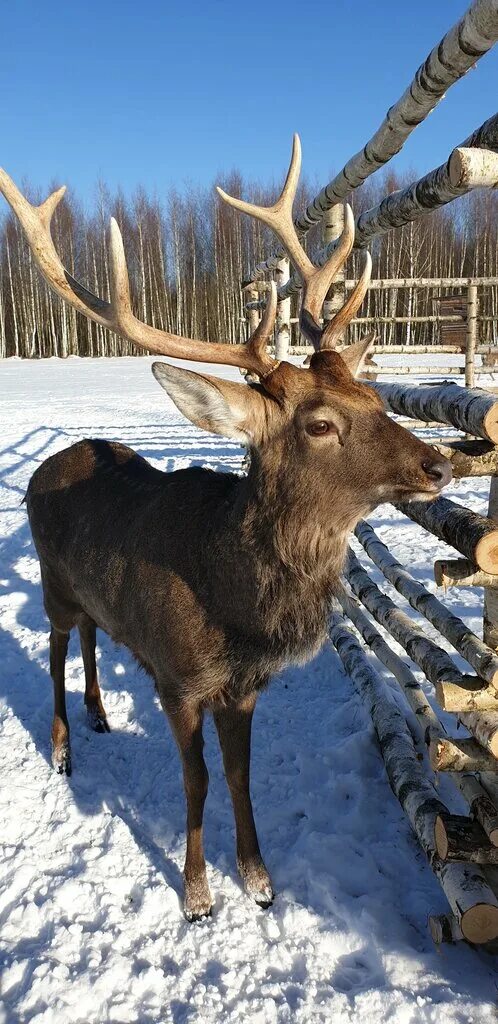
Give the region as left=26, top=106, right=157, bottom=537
left=1, top=0, right=497, bottom=206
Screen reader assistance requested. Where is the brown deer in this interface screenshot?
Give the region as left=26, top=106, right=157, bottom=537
left=0, top=138, right=451, bottom=921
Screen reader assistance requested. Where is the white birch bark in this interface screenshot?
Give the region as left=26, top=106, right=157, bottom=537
left=329, top=615, right=498, bottom=944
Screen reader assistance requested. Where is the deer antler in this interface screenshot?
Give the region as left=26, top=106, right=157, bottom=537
left=0, top=169, right=278, bottom=378
left=217, top=134, right=371, bottom=351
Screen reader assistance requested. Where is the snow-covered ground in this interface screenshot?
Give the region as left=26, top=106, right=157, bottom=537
left=1, top=357, right=497, bottom=1024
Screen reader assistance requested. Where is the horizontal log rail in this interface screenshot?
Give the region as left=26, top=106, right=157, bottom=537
left=396, top=497, right=498, bottom=573
left=368, top=381, right=498, bottom=442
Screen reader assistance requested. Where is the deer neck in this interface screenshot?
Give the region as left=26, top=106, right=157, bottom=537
left=216, top=447, right=353, bottom=645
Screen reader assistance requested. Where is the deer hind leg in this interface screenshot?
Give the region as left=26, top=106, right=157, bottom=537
left=49, top=627, right=71, bottom=775
left=78, top=614, right=109, bottom=733
left=165, top=701, right=212, bottom=921
left=214, top=693, right=273, bottom=908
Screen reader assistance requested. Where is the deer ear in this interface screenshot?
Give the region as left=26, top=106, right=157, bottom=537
left=152, top=363, right=269, bottom=443
left=339, top=333, right=376, bottom=378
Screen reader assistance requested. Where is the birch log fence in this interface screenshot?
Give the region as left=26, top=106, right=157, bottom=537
left=230, top=0, right=498, bottom=948
left=329, top=378, right=498, bottom=947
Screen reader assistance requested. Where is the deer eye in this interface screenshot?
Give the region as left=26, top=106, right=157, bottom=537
left=306, top=420, right=335, bottom=437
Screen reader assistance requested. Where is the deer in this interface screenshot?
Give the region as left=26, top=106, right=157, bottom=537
left=0, top=137, right=451, bottom=921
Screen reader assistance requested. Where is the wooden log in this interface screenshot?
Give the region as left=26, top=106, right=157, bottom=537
left=329, top=615, right=498, bottom=945
left=434, top=558, right=498, bottom=589
left=355, top=520, right=498, bottom=690
left=335, top=581, right=444, bottom=741
left=371, top=366, right=464, bottom=376
left=465, top=283, right=478, bottom=388
left=347, top=116, right=498, bottom=251
left=434, top=813, right=498, bottom=864
left=346, top=550, right=483, bottom=695
left=432, top=439, right=498, bottom=479
left=275, top=257, right=290, bottom=360
left=396, top=497, right=498, bottom=574
left=429, top=736, right=498, bottom=773
left=484, top=477, right=498, bottom=650
left=454, top=773, right=498, bottom=847
left=429, top=913, right=463, bottom=944
left=296, top=12, right=498, bottom=232
left=436, top=678, right=498, bottom=712
left=368, top=381, right=498, bottom=442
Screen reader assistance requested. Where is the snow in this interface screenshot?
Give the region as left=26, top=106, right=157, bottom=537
left=1, top=356, right=497, bottom=1024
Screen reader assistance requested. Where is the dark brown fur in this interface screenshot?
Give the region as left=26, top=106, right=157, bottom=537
left=26, top=352, right=451, bottom=918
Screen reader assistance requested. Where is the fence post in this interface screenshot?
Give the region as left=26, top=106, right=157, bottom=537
left=246, top=286, right=261, bottom=339
left=275, top=257, right=291, bottom=360
left=484, top=476, right=498, bottom=652
left=465, top=283, right=478, bottom=388
left=323, top=206, right=346, bottom=338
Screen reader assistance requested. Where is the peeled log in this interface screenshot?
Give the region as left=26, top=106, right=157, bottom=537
left=355, top=520, right=498, bottom=689
left=429, top=736, right=498, bottom=773
left=329, top=615, right=498, bottom=945
left=434, top=558, right=498, bottom=589
left=368, top=381, right=498, bottom=442
left=396, top=497, right=498, bottom=574
left=434, top=813, right=498, bottom=864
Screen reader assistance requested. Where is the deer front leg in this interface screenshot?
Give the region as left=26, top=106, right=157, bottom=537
left=167, top=702, right=212, bottom=921
left=214, top=693, right=274, bottom=908
left=50, top=627, right=71, bottom=775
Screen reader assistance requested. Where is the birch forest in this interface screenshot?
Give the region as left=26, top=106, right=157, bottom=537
left=0, top=168, right=497, bottom=358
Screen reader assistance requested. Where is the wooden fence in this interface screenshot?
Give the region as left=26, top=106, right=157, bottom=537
left=240, top=0, right=498, bottom=945
left=328, top=383, right=498, bottom=946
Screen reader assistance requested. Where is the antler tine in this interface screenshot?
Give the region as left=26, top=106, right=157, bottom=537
left=218, top=145, right=357, bottom=349
left=0, top=168, right=278, bottom=377
left=304, top=203, right=355, bottom=326
left=217, top=134, right=314, bottom=284
left=320, top=251, right=372, bottom=351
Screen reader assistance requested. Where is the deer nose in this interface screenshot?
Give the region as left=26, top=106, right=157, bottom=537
left=421, top=454, right=452, bottom=489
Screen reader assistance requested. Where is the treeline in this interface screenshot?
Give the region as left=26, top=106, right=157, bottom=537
left=0, top=168, right=497, bottom=358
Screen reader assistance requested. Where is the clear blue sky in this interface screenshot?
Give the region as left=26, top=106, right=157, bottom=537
left=1, top=0, right=497, bottom=205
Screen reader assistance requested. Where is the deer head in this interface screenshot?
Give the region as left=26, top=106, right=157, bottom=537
left=0, top=137, right=451, bottom=532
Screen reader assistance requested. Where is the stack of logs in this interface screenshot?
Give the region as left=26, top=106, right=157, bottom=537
left=329, top=379, right=498, bottom=947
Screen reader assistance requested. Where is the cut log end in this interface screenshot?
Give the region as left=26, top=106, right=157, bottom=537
left=475, top=532, right=498, bottom=575
left=435, top=677, right=498, bottom=712
left=483, top=408, right=498, bottom=445
left=461, top=903, right=498, bottom=945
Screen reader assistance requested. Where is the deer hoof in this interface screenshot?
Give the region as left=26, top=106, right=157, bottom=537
left=52, top=740, right=72, bottom=776
left=238, top=860, right=274, bottom=908
left=183, top=880, right=213, bottom=922
left=86, top=704, right=110, bottom=733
